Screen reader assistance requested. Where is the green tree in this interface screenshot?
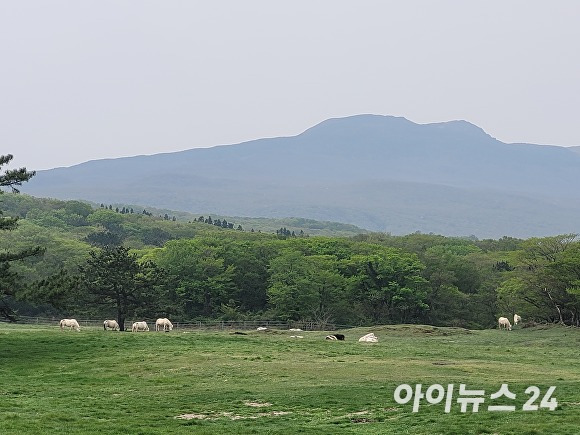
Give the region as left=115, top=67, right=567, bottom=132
left=78, top=246, right=165, bottom=330
left=342, top=248, right=428, bottom=324
left=221, top=239, right=274, bottom=313
left=28, top=268, right=82, bottom=313
left=420, top=244, right=490, bottom=327
left=85, top=230, right=123, bottom=247
left=85, top=209, right=126, bottom=246
left=0, top=155, right=43, bottom=320
left=302, top=255, right=349, bottom=326
left=63, top=200, right=93, bottom=218
left=496, top=277, right=540, bottom=321
left=154, top=239, right=235, bottom=317
left=513, top=234, right=579, bottom=324
left=140, top=227, right=173, bottom=247
left=267, top=250, right=319, bottom=320
left=545, top=242, right=580, bottom=325
left=87, top=208, right=124, bottom=231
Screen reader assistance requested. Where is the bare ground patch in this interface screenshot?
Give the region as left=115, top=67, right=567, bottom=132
left=244, top=401, right=272, bottom=407
left=175, top=410, right=291, bottom=420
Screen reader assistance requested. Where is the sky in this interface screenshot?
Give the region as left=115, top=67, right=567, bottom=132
left=1, top=1, right=579, bottom=171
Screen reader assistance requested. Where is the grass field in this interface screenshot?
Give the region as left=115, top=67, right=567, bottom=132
left=1, top=323, right=579, bottom=434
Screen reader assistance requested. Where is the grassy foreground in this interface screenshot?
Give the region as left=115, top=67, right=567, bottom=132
left=0, top=323, right=579, bottom=434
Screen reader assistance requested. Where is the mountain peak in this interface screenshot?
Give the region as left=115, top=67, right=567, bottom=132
left=299, top=114, right=415, bottom=139
left=299, top=114, right=492, bottom=142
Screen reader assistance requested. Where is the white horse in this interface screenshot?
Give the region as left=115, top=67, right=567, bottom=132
left=132, top=321, right=149, bottom=332
left=498, top=317, right=512, bottom=331
left=103, top=319, right=120, bottom=331
left=155, top=318, right=173, bottom=332
left=60, top=318, right=80, bottom=331
left=513, top=314, right=522, bottom=326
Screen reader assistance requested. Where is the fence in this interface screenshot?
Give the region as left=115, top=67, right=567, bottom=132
left=3, top=316, right=353, bottom=331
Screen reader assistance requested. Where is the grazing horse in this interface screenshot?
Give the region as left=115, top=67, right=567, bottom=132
left=59, top=318, right=80, bottom=331
left=103, top=319, right=120, bottom=331
left=131, top=321, right=149, bottom=332
left=498, top=317, right=512, bottom=331
left=155, top=318, right=173, bottom=332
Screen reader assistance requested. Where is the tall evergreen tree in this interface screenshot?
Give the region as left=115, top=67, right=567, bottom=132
left=0, top=155, right=43, bottom=320
left=77, top=246, right=165, bottom=330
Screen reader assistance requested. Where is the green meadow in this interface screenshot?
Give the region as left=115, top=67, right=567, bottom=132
left=1, top=324, right=579, bottom=435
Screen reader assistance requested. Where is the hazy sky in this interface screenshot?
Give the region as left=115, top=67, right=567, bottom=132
left=2, top=1, right=579, bottom=170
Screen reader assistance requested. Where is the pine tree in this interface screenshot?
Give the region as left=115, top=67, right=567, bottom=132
left=0, top=155, right=44, bottom=320
left=78, top=246, right=165, bottom=331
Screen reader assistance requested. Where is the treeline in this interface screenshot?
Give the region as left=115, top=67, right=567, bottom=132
left=137, top=233, right=580, bottom=327
left=99, top=203, right=170, bottom=219
left=192, top=215, right=243, bottom=231
left=2, top=193, right=580, bottom=328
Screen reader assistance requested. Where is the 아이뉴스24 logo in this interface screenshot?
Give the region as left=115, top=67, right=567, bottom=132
left=394, top=383, right=557, bottom=413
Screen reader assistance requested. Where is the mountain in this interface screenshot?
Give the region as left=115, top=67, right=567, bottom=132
left=23, top=115, right=580, bottom=238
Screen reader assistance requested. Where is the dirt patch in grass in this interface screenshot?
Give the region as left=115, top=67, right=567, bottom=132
left=244, top=401, right=272, bottom=407
left=175, top=413, right=208, bottom=420
left=175, top=411, right=290, bottom=420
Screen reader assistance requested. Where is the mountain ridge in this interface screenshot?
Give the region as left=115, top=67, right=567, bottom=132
left=23, top=114, right=580, bottom=238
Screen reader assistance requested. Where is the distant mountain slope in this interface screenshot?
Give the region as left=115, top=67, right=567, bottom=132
left=0, top=194, right=367, bottom=238
left=23, top=115, right=580, bottom=238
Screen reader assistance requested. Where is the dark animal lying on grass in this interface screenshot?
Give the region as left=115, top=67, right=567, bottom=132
left=325, top=334, right=345, bottom=341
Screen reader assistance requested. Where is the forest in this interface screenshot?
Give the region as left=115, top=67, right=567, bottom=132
left=1, top=157, right=579, bottom=329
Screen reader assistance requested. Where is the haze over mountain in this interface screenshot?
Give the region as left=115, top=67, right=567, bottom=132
left=23, top=115, right=580, bottom=238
